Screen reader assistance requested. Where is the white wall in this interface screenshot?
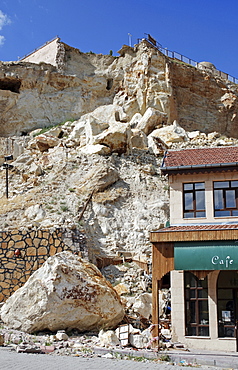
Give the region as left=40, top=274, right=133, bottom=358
left=21, top=38, right=59, bottom=66
left=169, top=171, right=238, bottom=225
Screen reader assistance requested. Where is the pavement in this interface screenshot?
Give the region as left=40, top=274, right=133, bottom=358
left=1, top=346, right=238, bottom=370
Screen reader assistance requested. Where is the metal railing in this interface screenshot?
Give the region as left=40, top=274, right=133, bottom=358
left=138, top=35, right=238, bottom=85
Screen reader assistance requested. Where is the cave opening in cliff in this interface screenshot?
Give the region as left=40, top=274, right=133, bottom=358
left=0, top=78, right=21, bottom=93
left=106, top=78, right=113, bottom=90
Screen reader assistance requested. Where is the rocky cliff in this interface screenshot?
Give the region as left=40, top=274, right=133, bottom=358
left=0, top=39, right=238, bottom=262
left=1, top=40, right=238, bottom=137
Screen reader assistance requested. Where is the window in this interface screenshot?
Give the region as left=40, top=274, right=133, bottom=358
left=217, top=271, right=238, bottom=338
left=184, top=272, right=209, bottom=336
left=183, top=182, right=206, bottom=218
left=214, top=181, right=238, bottom=217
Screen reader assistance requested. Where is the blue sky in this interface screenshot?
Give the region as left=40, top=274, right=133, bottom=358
left=0, top=0, right=237, bottom=78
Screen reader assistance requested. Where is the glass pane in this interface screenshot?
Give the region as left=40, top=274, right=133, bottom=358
left=195, top=183, right=205, bottom=190
left=198, top=326, right=209, bottom=336
left=195, top=190, right=205, bottom=210
left=197, top=279, right=208, bottom=289
left=196, top=211, right=206, bottom=217
left=226, top=190, right=236, bottom=208
left=184, top=212, right=195, bottom=218
left=199, top=300, right=209, bottom=323
left=187, top=326, right=196, bottom=336
left=217, top=289, right=233, bottom=300
left=214, top=181, right=229, bottom=188
left=215, top=210, right=231, bottom=217
left=231, top=181, right=238, bottom=187
left=198, top=289, right=208, bottom=298
left=184, top=183, right=193, bottom=190
left=185, top=273, right=196, bottom=287
left=190, top=290, right=196, bottom=298
left=232, top=210, right=238, bottom=216
left=184, top=192, right=193, bottom=210
left=189, top=301, right=196, bottom=323
left=224, top=327, right=234, bottom=337
left=218, top=299, right=235, bottom=325
left=214, top=189, right=224, bottom=209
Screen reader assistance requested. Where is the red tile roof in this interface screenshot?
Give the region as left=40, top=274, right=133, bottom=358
left=155, top=224, right=238, bottom=232
left=162, top=146, right=238, bottom=169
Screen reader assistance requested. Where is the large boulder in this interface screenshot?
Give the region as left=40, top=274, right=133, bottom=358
left=93, top=122, right=132, bottom=154
left=148, top=121, right=188, bottom=147
left=73, top=164, right=119, bottom=194
left=0, top=251, right=124, bottom=333
left=136, top=107, right=167, bottom=135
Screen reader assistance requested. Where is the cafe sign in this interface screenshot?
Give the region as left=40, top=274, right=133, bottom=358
left=174, top=241, right=238, bottom=270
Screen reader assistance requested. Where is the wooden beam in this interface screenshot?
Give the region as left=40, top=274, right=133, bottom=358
left=150, top=229, right=238, bottom=243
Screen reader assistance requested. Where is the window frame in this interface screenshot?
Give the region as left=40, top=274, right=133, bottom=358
left=183, top=182, right=206, bottom=219
left=184, top=272, right=209, bottom=337
left=213, top=180, right=238, bottom=217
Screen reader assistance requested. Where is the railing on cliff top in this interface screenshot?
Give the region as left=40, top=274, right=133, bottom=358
left=138, top=34, right=238, bottom=85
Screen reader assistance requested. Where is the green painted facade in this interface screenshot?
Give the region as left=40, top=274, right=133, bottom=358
left=175, top=240, right=238, bottom=270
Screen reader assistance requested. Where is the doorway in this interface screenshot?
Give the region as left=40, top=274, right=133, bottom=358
left=217, top=271, right=238, bottom=348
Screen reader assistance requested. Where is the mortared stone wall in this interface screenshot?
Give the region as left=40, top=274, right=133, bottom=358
left=0, top=229, right=72, bottom=302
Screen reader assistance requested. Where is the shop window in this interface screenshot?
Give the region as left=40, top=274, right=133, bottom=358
left=184, top=272, right=209, bottom=336
left=183, top=182, right=206, bottom=218
left=214, top=181, right=238, bottom=217
left=217, top=271, right=238, bottom=338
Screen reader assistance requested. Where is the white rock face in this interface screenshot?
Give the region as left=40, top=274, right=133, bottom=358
left=132, top=293, right=152, bottom=319
left=136, top=107, right=167, bottom=135
left=24, top=204, right=46, bottom=222
left=0, top=252, right=124, bottom=333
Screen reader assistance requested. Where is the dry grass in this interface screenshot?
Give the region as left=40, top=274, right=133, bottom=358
left=0, top=188, right=40, bottom=214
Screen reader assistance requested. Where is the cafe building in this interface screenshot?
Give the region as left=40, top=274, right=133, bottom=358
left=151, top=146, right=238, bottom=351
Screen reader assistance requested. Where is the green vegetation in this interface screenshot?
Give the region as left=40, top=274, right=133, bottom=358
left=159, top=353, right=171, bottom=362
left=33, top=118, right=75, bottom=137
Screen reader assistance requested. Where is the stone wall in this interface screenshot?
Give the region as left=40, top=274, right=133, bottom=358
left=0, top=228, right=82, bottom=302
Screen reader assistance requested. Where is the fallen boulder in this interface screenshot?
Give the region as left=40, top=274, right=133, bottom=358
left=1, top=251, right=124, bottom=333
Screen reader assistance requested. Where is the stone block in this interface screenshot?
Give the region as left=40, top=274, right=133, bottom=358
left=49, top=245, right=57, bottom=255
left=38, top=246, right=48, bottom=256
left=25, top=238, right=33, bottom=246
left=1, top=281, right=10, bottom=289
left=4, top=262, right=17, bottom=270
left=33, top=238, right=41, bottom=248
left=14, top=241, right=26, bottom=249
left=41, top=239, right=49, bottom=247
left=12, top=235, right=23, bottom=242
left=8, top=240, right=14, bottom=248
left=6, top=251, right=14, bottom=258
left=54, top=239, right=61, bottom=247
left=43, top=232, right=50, bottom=239
left=26, top=247, right=36, bottom=256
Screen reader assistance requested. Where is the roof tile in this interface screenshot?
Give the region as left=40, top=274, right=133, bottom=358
left=157, top=224, right=238, bottom=232
left=163, top=147, right=238, bottom=168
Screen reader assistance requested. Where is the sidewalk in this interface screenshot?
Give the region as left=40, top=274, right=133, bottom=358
left=94, top=346, right=238, bottom=368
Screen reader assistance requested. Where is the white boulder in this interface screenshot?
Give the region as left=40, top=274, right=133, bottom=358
left=132, top=293, right=152, bottom=319
left=1, top=251, right=124, bottom=333
left=99, top=329, right=120, bottom=347
left=136, top=107, right=167, bottom=135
